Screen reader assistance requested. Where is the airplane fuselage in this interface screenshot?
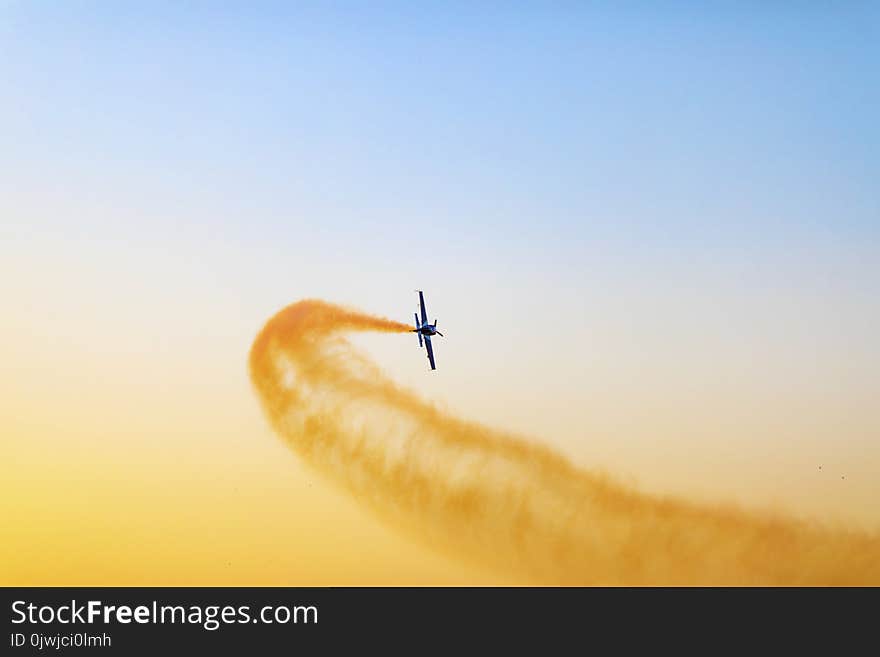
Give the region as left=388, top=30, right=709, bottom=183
left=413, top=290, right=442, bottom=370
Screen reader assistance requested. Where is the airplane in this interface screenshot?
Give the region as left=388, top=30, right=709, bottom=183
left=411, top=290, right=443, bottom=370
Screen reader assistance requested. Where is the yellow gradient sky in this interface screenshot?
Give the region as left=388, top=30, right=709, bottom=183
left=1, top=4, right=878, bottom=584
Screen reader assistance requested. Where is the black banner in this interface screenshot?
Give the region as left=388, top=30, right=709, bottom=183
left=1, top=587, right=876, bottom=653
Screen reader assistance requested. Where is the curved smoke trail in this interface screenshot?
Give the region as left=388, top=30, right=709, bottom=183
left=249, top=300, right=880, bottom=584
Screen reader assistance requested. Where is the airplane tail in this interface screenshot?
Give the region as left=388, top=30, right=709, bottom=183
left=414, top=313, right=423, bottom=347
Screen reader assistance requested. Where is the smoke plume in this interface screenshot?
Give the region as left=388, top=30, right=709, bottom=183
left=249, top=299, right=880, bottom=584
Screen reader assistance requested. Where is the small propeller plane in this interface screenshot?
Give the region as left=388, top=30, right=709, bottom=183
left=412, top=290, right=443, bottom=370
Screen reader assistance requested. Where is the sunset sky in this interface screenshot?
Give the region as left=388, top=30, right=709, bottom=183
left=1, top=3, right=878, bottom=584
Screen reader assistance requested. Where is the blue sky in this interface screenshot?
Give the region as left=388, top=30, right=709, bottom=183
left=3, top=3, right=878, bottom=259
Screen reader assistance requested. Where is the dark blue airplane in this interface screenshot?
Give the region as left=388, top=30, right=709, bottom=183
left=411, top=290, right=443, bottom=370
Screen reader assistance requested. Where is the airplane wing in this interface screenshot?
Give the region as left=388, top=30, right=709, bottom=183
left=424, top=334, right=436, bottom=370
left=418, top=290, right=428, bottom=326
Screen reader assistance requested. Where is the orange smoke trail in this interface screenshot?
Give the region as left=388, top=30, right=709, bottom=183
left=249, top=299, right=880, bottom=584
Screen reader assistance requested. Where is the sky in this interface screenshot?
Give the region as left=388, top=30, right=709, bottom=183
left=1, top=2, right=878, bottom=584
